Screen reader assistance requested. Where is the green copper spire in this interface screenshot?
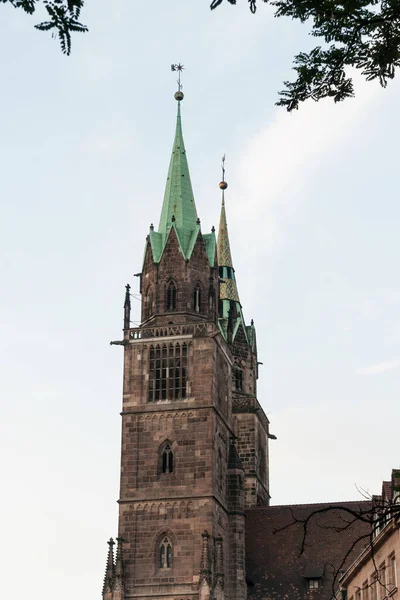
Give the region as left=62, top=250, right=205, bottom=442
left=146, top=91, right=215, bottom=266
left=217, top=169, right=249, bottom=344
left=158, top=96, right=198, bottom=249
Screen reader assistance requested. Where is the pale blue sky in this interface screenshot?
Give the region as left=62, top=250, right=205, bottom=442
left=1, top=1, right=399, bottom=598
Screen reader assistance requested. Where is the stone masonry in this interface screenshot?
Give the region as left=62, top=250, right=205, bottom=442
left=102, top=91, right=270, bottom=600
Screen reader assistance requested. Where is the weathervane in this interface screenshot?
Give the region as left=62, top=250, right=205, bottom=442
left=219, top=154, right=228, bottom=190
left=171, top=63, right=184, bottom=92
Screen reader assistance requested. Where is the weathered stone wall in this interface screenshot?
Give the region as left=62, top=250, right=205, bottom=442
left=230, top=322, right=270, bottom=509
left=111, top=221, right=262, bottom=600
left=141, top=229, right=218, bottom=326
left=118, top=323, right=247, bottom=599
left=234, top=410, right=270, bottom=508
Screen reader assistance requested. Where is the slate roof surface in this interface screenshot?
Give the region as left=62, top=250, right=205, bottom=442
left=245, top=502, right=371, bottom=600
left=217, top=194, right=233, bottom=268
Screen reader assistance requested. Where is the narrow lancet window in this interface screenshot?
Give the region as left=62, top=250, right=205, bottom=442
left=159, top=537, right=172, bottom=569
left=166, top=281, right=177, bottom=311
left=162, top=444, right=174, bottom=473
left=235, top=368, right=243, bottom=391
left=193, top=284, right=201, bottom=313
left=145, top=287, right=154, bottom=319
left=147, top=288, right=153, bottom=318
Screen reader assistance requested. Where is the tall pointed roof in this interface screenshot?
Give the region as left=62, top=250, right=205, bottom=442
left=146, top=92, right=216, bottom=266
left=217, top=191, right=233, bottom=268
left=217, top=190, right=240, bottom=304
left=158, top=96, right=198, bottom=246
left=217, top=180, right=251, bottom=344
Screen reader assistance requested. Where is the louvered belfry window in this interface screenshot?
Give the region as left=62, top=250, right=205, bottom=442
left=148, top=343, right=187, bottom=401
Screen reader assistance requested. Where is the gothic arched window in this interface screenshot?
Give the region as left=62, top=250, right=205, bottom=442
left=166, top=281, right=177, bottom=311
left=193, top=284, right=201, bottom=313
left=159, top=537, right=172, bottom=569
left=234, top=368, right=243, bottom=391
left=162, top=444, right=174, bottom=473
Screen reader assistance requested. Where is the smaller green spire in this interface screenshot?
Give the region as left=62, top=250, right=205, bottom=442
left=217, top=188, right=239, bottom=304
left=217, top=177, right=249, bottom=344
left=217, top=192, right=233, bottom=269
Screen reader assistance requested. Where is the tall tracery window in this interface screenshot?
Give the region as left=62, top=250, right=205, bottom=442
left=159, top=537, right=172, bottom=569
left=148, top=343, right=188, bottom=401
left=193, top=284, right=201, bottom=313
left=166, top=281, right=177, bottom=311
left=162, top=443, right=174, bottom=473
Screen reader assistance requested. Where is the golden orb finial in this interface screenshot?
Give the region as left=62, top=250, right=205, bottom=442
left=174, top=90, right=184, bottom=101
left=219, top=155, right=228, bottom=190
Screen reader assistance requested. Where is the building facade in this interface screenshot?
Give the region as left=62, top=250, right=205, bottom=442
left=103, top=88, right=271, bottom=600
left=340, top=472, right=400, bottom=600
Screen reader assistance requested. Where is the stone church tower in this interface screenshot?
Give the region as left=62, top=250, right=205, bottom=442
left=102, top=88, right=271, bottom=600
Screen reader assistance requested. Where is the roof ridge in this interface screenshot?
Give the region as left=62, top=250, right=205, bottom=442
left=247, top=500, right=371, bottom=510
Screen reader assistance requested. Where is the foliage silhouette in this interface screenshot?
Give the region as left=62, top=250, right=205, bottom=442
left=210, top=0, right=400, bottom=110
left=1, top=0, right=87, bottom=54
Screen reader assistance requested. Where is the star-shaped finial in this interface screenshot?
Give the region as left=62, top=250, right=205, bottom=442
left=171, top=63, right=185, bottom=91
left=171, top=63, right=184, bottom=72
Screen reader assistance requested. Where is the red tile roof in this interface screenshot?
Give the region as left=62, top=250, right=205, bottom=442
left=245, top=502, right=371, bottom=600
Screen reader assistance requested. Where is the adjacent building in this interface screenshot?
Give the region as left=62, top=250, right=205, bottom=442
left=340, top=471, right=400, bottom=600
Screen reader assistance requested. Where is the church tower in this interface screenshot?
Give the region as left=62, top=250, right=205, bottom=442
left=102, top=85, right=271, bottom=600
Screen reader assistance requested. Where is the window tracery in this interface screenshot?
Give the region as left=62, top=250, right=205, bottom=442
left=148, top=343, right=188, bottom=401
left=159, top=537, right=172, bottom=569
left=162, top=443, right=174, bottom=474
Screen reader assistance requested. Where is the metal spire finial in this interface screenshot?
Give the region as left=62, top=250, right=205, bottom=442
left=219, top=154, right=228, bottom=191
left=171, top=63, right=185, bottom=101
